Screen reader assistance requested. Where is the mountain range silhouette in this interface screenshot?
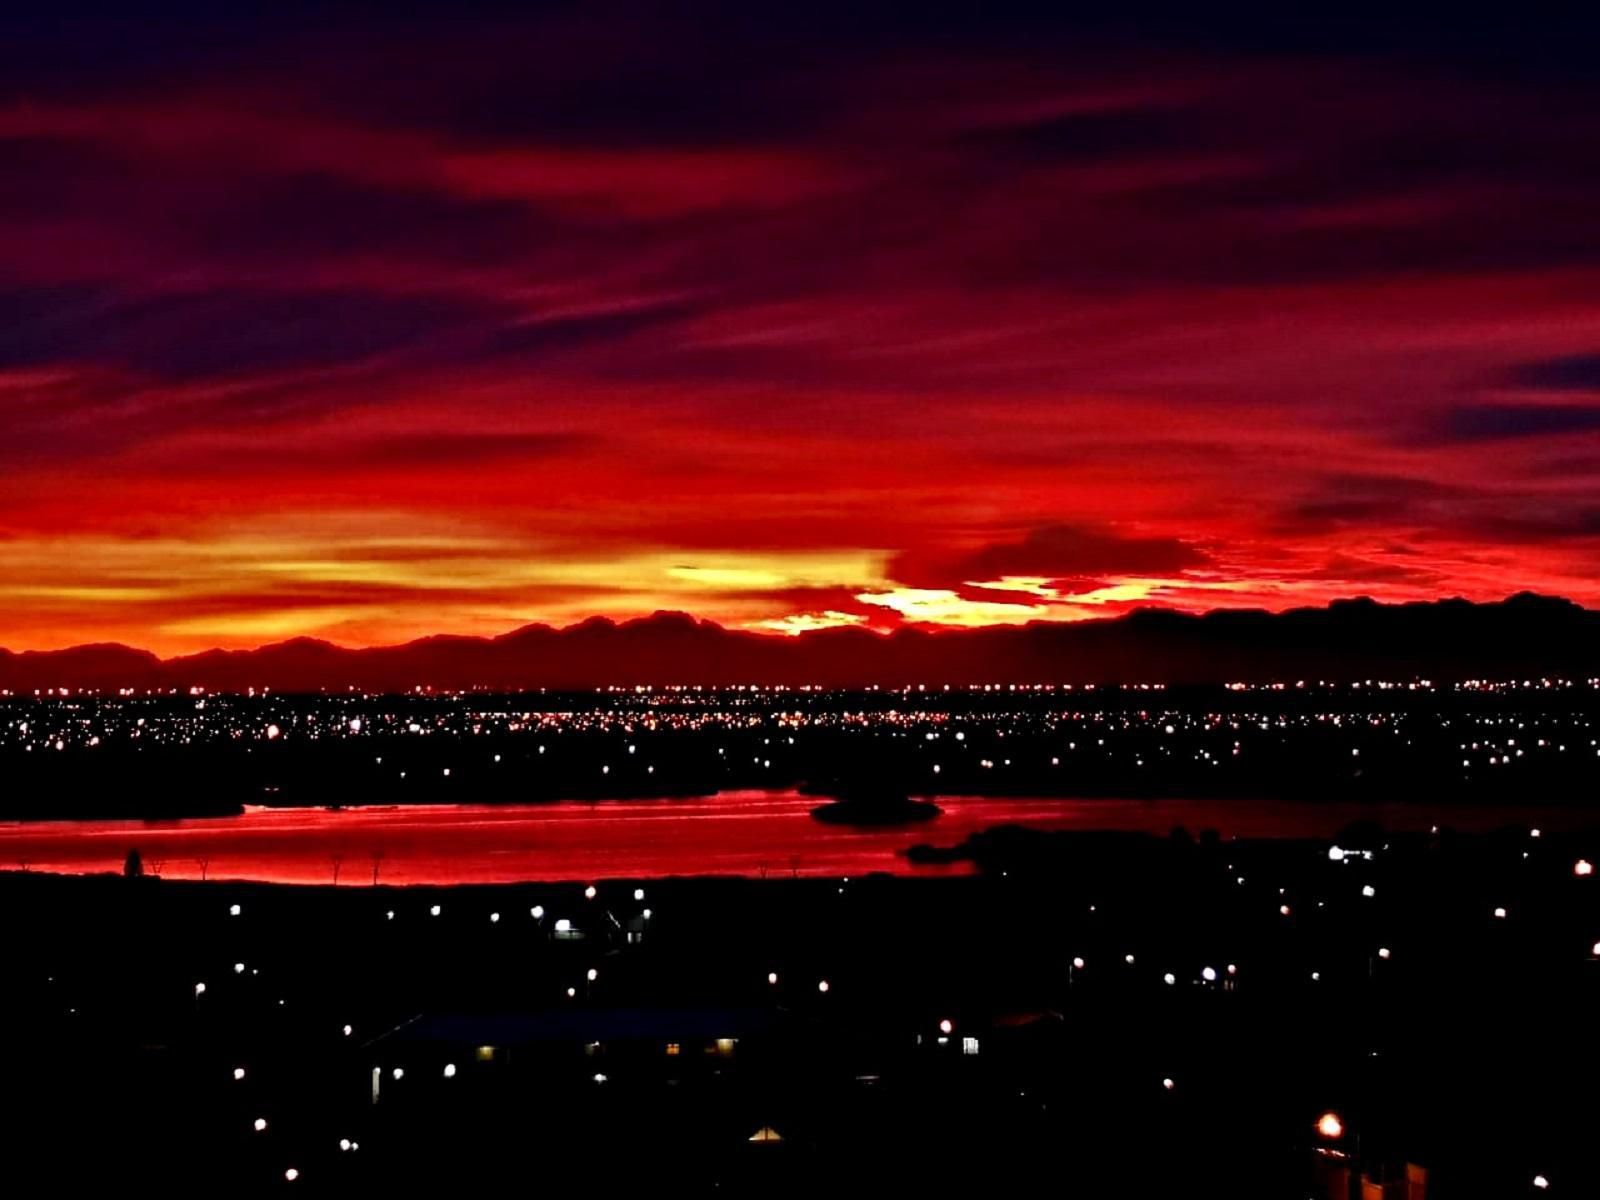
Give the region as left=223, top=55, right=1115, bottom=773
left=3, top=593, right=1596, bottom=692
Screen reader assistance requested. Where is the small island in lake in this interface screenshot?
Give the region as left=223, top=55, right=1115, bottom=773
left=808, top=777, right=943, bottom=826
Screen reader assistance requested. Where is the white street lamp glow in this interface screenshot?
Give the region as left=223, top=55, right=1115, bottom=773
left=939, top=1019, right=953, bottom=1035
left=284, top=1168, right=299, bottom=1182
left=584, top=886, right=597, bottom=900
left=634, top=888, right=645, bottom=901
left=233, top=1067, right=246, bottom=1081
left=392, top=1067, right=404, bottom=1080
left=253, top=1118, right=267, bottom=1132
left=768, top=972, right=779, bottom=985
left=1201, top=966, right=1217, bottom=982
left=443, top=1063, right=457, bottom=1078
left=818, top=979, right=830, bottom=993
left=429, top=904, right=441, bottom=917
left=531, top=906, right=545, bottom=919
left=229, top=904, right=242, bottom=917
left=1162, top=973, right=1176, bottom=986
left=587, top=968, right=598, bottom=982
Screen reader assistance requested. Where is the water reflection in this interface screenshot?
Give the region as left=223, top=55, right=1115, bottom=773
left=0, top=790, right=1585, bottom=884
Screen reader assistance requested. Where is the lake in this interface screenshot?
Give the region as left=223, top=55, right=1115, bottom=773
left=0, top=789, right=1583, bottom=884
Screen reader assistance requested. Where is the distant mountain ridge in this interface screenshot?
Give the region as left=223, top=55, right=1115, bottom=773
left=2, top=593, right=1597, bottom=692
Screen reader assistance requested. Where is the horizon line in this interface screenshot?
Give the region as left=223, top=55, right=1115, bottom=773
left=0, top=589, right=1581, bottom=662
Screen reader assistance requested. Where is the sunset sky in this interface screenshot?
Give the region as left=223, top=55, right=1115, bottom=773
left=4, top=5, right=1600, bottom=654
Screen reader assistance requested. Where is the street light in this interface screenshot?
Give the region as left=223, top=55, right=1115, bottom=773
left=1316, top=1112, right=1343, bottom=1140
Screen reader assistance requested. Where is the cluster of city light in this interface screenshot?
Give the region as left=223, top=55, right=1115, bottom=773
left=31, top=828, right=1597, bottom=1197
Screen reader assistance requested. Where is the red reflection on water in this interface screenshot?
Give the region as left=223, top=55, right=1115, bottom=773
left=0, top=790, right=1578, bottom=885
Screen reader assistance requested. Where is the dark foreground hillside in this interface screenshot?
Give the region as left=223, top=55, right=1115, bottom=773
left=6, top=823, right=1599, bottom=1196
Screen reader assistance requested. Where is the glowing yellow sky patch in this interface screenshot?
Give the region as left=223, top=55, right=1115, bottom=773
left=752, top=610, right=870, bottom=635
left=856, top=588, right=1051, bottom=625
left=0, top=511, right=895, bottom=651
